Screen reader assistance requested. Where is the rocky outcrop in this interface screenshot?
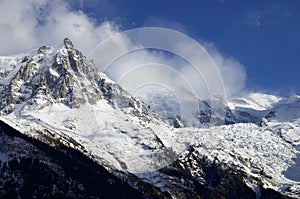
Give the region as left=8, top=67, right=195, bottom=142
left=0, top=38, right=151, bottom=113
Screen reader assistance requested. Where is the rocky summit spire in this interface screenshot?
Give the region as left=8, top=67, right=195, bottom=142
left=63, top=37, right=74, bottom=51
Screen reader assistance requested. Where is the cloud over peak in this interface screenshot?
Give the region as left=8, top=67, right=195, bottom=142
left=0, top=0, right=118, bottom=55
left=0, top=0, right=247, bottom=99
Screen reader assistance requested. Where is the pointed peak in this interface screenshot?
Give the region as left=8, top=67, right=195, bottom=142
left=63, top=38, right=74, bottom=50
left=37, top=45, right=51, bottom=54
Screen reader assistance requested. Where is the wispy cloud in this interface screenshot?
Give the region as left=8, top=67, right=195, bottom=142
left=246, top=2, right=291, bottom=29
left=0, top=0, right=247, bottom=99
left=141, top=17, right=247, bottom=98
left=0, top=0, right=118, bottom=55
left=143, top=16, right=189, bottom=33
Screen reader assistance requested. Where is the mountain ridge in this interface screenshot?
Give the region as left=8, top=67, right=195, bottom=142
left=0, top=39, right=299, bottom=198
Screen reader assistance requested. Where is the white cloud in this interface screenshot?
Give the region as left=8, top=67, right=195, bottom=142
left=0, top=0, right=118, bottom=55
left=0, top=0, right=247, bottom=99
left=0, top=0, right=46, bottom=54
left=203, top=42, right=247, bottom=97
left=101, top=39, right=246, bottom=100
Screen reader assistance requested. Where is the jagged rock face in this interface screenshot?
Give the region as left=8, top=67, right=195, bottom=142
left=173, top=148, right=293, bottom=199
left=0, top=39, right=267, bottom=127
left=0, top=38, right=150, bottom=114
left=0, top=38, right=101, bottom=111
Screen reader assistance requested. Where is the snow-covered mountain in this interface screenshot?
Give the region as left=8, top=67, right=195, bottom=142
left=136, top=90, right=284, bottom=128
left=0, top=39, right=299, bottom=198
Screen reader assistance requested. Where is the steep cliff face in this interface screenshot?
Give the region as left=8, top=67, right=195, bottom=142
left=0, top=38, right=100, bottom=111
left=0, top=38, right=150, bottom=114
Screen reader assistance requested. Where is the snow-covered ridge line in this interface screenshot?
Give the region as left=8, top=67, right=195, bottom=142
left=0, top=38, right=299, bottom=198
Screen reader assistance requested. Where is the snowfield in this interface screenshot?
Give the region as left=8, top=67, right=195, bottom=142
left=1, top=99, right=299, bottom=197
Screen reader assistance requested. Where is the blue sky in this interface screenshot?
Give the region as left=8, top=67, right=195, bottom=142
left=69, top=0, right=300, bottom=96
left=0, top=0, right=298, bottom=97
